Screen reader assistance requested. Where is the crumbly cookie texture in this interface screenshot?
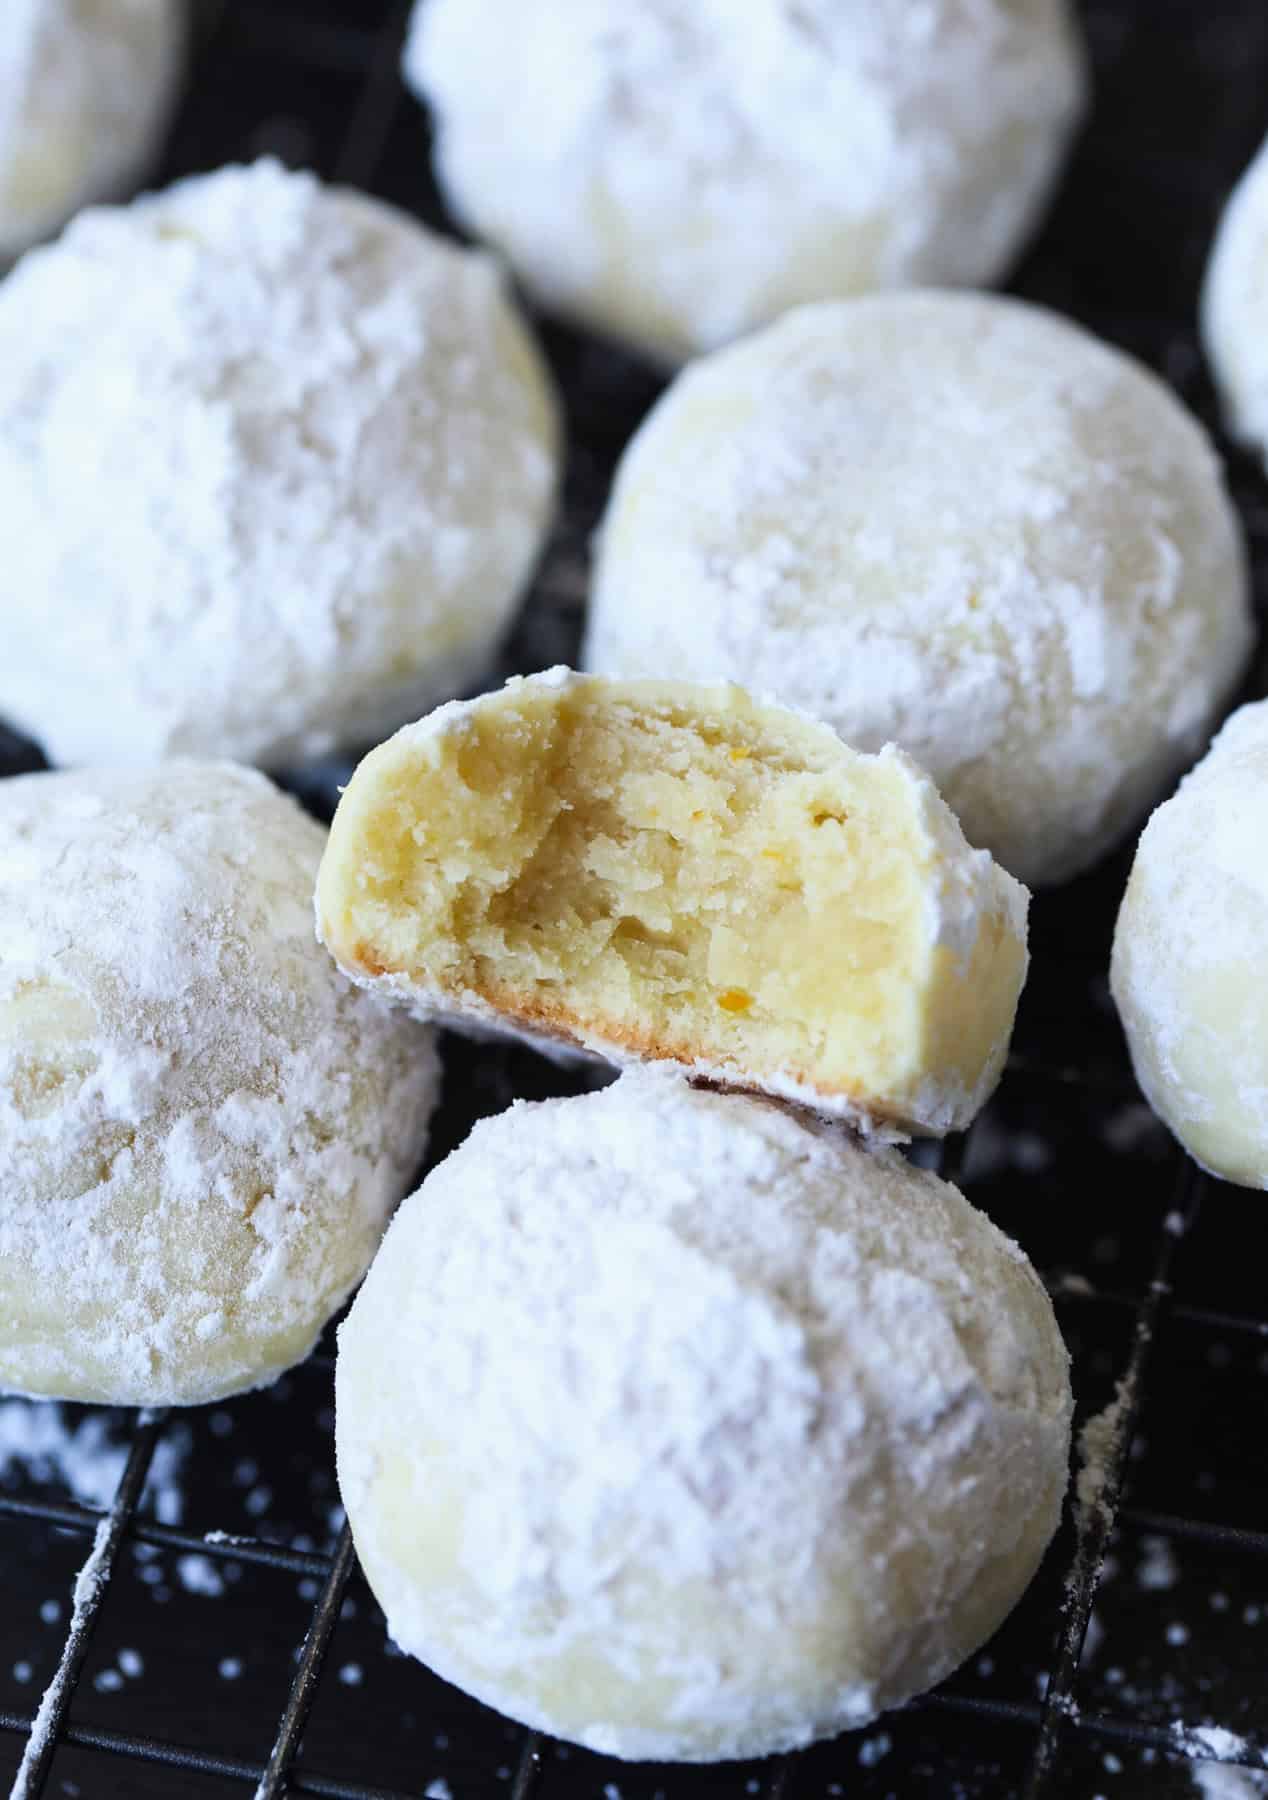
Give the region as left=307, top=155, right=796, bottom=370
left=316, top=669, right=1028, bottom=1138
left=585, top=291, right=1253, bottom=887
left=0, top=157, right=559, bottom=768
left=404, top=0, right=1085, bottom=364
left=0, top=762, right=439, bottom=1406
left=1203, top=135, right=1268, bottom=465
left=0, top=0, right=184, bottom=261
left=1112, top=701, right=1268, bottom=1189
left=337, top=1071, right=1072, bottom=1762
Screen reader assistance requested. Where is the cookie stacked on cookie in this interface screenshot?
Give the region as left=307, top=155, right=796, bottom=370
left=317, top=670, right=1071, bottom=1761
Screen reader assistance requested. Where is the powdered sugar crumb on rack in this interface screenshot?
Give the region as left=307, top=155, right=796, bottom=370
left=11, top=1515, right=111, bottom=1798
left=1192, top=1766, right=1268, bottom=1798
left=1075, top=1380, right=1134, bottom=1527
left=1172, top=1722, right=1255, bottom=1761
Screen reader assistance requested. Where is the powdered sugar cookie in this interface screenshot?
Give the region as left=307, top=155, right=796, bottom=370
left=404, top=0, right=1085, bottom=364
left=0, top=158, right=560, bottom=767
left=1112, top=701, right=1268, bottom=1188
left=1203, top=135, right=1268, bottom=466
left=0, top=0, right=184, bottom=262
left=337, top=1070, right=1072, bottom=1761
left=586, top=293, right=1253, bottom=886
left=315, top=670, right=1028, bottom=1138
left=0, top=762, right=439, bottom=1406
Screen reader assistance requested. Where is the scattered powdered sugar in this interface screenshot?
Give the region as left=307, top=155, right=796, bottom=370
left=962, top=1113, right=1053, bottom=1181
left=338, top=1069, right=1071, bottom=1762
left=0, top=156, right=558, bottom=767
left=1052, top=1272, right=1098, bottom=1298
left=0, top=0, right=183, bottom=260
left=1137, top=1535, right=1180, bottom=1593
left=0, top=762, right=438, bottom=1407
left=423, top=1781, right=453, bottom=1800
left=176, top=1554, right=225, bottom=1599
left=1173, top=1723, right=1254, bottom=1761
left=1192, top=1767, right=1268, bottom=1799
left=1100, top=1102, right=1169, bottom=1157
left=586, top=290, right=1250, bottom=887
left=0, top=1400, right=190, bottom=1522
left=858, top=1732, right=892, bottom=1768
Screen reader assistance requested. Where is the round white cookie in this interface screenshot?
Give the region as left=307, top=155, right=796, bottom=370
left=337, top=1070, right=1071, bottom=1762
left=404, top=0, right=1086, bottom=365
left=0, top=157, right=560, bottom=767
left=1203, top=135, right=1268, bottom=465
left=1112, top=701, right=1268, bottom=1189
left=0, top=0, right=184, bottom=262
left=586, top=292, right=1253, bottom=887
left=0, top=761, right=440, bottom=1406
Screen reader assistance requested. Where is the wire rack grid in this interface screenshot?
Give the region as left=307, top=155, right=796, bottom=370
left=2, top=1, right=1268, bottom=1797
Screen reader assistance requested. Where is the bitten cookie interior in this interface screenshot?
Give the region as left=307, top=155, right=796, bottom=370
left=317, top=672, right=1028, bottom=1135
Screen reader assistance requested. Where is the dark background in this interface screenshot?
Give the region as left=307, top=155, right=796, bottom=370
left=3, top=2, right=1268, bottom=1796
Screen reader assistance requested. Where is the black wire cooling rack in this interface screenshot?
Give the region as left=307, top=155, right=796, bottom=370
left=4, top=2, right=1268, bottom=1796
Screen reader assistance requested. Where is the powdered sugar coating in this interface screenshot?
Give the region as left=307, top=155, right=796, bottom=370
left=1203, top=135, right=1268, bottom=465
left=0, top=762, right=439, bottom=1405
left=337, top=1070, right=1071, bottom=1761
left=0, top=157, right=560, bottom=767
left=404, top=0, right=1085, bottom=365
left=1112, top=701, right=1268, bottom=1189
left=0, top=0, right=183, bottom=261
left=586, top=292, right=1253, bottom=886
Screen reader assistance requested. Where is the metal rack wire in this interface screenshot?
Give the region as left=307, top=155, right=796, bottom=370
left=3, top=1, right=1268, bottom=1795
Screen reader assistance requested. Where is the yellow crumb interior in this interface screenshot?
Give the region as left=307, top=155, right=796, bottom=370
left=320, top=684, right=979, bottom=1120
